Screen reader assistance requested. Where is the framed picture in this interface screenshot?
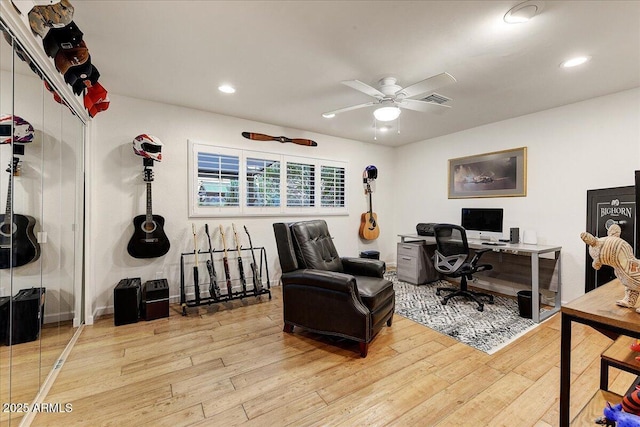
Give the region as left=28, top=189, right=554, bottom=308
left=448, top=147, right=527, bottom=199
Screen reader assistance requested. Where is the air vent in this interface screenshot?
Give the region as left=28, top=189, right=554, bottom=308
left=420, top=93, right=450, bottom=104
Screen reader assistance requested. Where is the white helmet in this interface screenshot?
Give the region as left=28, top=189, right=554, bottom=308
left=0, top=114, right=35, bottom=144
left=133, top=134, right=163, bottom=161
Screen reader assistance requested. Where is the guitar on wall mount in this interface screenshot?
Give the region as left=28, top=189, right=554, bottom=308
left=0, top=158, right=40, bottom=269
left=127, top=167, right=170, bottom=258
left=359, top=165, right=379, bottom=240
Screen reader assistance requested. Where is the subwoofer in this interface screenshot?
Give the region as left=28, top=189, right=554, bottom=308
left=114, top=278, right=141, bottom=326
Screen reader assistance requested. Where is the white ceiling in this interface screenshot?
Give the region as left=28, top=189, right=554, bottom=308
left=70, top=1, right=640, bottom=147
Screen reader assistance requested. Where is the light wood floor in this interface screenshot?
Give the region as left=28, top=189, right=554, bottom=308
left=31, top=286, right=636, bottom=427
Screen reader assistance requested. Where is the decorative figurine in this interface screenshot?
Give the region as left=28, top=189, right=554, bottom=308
left=581, top=224, right=640, bottom=310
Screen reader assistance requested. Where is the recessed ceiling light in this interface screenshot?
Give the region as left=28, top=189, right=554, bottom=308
left=504, top=1, right=544, bottom=24
left=218, top=84, right=236, bottom=94
left=322, top=113, right=335, bottom=119
left=561, top=56, right=591, bottom=68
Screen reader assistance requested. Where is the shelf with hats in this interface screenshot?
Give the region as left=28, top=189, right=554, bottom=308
left=1, top=0, right=108, bottom=119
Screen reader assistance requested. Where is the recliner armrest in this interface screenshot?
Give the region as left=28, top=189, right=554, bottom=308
left=281, top=269, right=357, bottom=293
left=341, top=257, right=385, bottom=278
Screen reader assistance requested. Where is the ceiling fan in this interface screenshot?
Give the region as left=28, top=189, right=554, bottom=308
left=322, top=72, right=456, bottom=121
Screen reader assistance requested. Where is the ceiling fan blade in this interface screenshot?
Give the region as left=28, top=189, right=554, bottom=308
left=398, top=72, right=457, bottom=99
left=322, top=101, right=377, bottom=117
left=341, top=80, right=385, bottom=99
left=398, top=99, right=451, bottom=114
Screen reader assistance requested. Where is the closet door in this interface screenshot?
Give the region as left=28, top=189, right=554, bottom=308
left=0, top=21, right=85, bottom=426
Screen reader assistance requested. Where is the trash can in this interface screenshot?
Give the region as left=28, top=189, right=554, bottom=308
left=517, top=290, right=541, bottom=319
left=360, top=250, right=380, bottom=260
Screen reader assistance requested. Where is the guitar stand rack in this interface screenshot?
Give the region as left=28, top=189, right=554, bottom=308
left=179, top=246, right=271, bottom=316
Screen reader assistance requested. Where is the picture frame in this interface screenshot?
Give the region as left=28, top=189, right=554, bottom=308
left=448, top=147, right=527, bottom=199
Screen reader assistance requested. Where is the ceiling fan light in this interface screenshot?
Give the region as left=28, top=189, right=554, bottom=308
left=373, top=106, right=401, bottom=122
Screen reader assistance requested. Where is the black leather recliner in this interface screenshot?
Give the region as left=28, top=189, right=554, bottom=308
left=273, top=220, right=395, bottom=357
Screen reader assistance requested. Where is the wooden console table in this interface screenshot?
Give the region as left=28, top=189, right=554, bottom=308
left=560, top=279, right=640, bottom=426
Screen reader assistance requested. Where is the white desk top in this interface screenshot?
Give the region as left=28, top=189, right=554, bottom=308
left=398, top=234, right=562, bottom=255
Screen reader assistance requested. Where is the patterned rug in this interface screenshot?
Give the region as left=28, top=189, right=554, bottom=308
left=388, top=273, right=539, bottom=354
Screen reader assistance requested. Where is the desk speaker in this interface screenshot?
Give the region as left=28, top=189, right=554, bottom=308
left=510, top=227, right=520, bottom=244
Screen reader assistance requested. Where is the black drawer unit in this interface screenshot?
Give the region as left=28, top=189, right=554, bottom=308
left=141, top=279, right=169, bottom=321
left=114, top=277, right=141, bottom=326
left=8, top=287, right=46, bottom=345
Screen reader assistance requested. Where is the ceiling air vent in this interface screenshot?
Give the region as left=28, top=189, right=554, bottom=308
left=420, top=93, right=450, bottom=104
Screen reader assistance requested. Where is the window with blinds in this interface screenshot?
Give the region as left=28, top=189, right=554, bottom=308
left=246, top=157, right=280, bottom=207
left=286, top=161, right=315, bottom=207
left=188, top=141, right=348, bottom=217
left=197, top=152, right=240, bottom=207
left=321, top=165, right=345, bottom=207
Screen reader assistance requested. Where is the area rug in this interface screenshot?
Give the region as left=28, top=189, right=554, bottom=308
left=388, top=273, right=539, bottom=354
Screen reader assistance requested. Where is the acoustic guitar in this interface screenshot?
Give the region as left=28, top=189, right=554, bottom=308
left=0, top=158, right=40, bottom=269
left=359, top=182, right=380, bottom=240
left=127, top=168, right=170, bottom=258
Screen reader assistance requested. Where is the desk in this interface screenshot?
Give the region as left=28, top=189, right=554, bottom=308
left=398, top=234, right=562, bottom=323
left=560, top=279, right=640, bottom=426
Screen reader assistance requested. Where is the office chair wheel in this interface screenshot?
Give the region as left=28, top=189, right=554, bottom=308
left=441, top=298, right=448, bottom=305
left=477, top=304, right=484, bottom=312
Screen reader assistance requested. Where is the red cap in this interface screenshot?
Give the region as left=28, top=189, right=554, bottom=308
left=84, top=82, right=109, bottom=117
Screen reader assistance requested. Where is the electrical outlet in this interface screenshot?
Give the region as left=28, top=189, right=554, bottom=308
left=0, top=286, right=5, bottom=296
left=155, top=271, right=163, bottom=279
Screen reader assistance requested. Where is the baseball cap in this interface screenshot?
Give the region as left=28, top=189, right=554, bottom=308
left=84, top=82, right=109, bottom=117
left=63, top=53, right=92, bottom=87
left=54, top=40, right=88, bottom=75
left=71, top=64, right=100, bottom=95
left=42, top=20, right=83, bottom=57
left=28, top=0, right=73, bottom=38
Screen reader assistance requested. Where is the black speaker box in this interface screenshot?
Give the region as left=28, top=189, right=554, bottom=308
left=510, top=227, right=520, bottom=244
left=141, top=279, right=169, bottom=321
left=8, top=288, right=45, bottom=345
left=114, top=278, right=141, bottom=326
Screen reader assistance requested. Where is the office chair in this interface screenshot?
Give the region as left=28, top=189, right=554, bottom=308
left=432, top=224, right=494, bottom=311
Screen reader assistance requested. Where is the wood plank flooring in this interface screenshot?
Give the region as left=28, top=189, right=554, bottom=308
left=30, top=286, right=637, bottom=426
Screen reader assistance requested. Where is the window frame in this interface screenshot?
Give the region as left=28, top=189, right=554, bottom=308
left=188, top=140, right=349, bottom=218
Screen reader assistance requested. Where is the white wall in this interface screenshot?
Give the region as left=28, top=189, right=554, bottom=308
left=394, top=88, right=640, bottom=303
left=88, top=94, right=396, bottom=319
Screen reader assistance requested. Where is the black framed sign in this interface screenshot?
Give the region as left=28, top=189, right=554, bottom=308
left=585, top=185, right=636, bottom=292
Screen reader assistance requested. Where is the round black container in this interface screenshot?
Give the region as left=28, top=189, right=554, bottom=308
left=517, top=290, right=541, bottom=319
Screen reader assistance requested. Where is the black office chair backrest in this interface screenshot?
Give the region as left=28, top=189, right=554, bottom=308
left=433, top=224, right=469, bottom=258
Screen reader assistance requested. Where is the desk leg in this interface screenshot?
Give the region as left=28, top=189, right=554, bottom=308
left=560, top=313, right=572, bottom=427
left=532, top=254, right=540, bottom=323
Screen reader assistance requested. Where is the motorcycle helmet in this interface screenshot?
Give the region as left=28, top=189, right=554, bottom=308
left=363, top=165, right=378, bottom=181
left=133, top=134, right=163, bottom=161
left=0, top=114, right=35, bottom=144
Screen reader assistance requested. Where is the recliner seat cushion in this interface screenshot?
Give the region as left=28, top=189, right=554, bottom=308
left=354, top=275, right=394, bottom=311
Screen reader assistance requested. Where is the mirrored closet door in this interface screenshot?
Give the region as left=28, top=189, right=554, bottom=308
left=0, top=21, right=85, bottom=426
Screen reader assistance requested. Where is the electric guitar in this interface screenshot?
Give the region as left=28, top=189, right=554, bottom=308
left=244, top=225, right=262, bottom=295
left=127, top=167, right=170, bottom=258
left=0, top=158, right=40, bottom=269
left=358, top=182, right=380, bottom=240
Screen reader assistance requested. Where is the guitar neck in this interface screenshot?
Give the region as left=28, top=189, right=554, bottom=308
left=5, top=172, right=12, bottom=218
left=146, top=182, right=153, bottom=224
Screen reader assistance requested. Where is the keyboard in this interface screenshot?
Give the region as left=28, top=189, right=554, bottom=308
left=481, top=242, right=506, bottom=246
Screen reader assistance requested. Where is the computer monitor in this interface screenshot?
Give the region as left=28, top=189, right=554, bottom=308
left=461, top=208, right=504, bottom=239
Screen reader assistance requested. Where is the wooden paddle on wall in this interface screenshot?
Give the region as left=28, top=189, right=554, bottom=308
left=242, top=132, right=317, bottom=147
